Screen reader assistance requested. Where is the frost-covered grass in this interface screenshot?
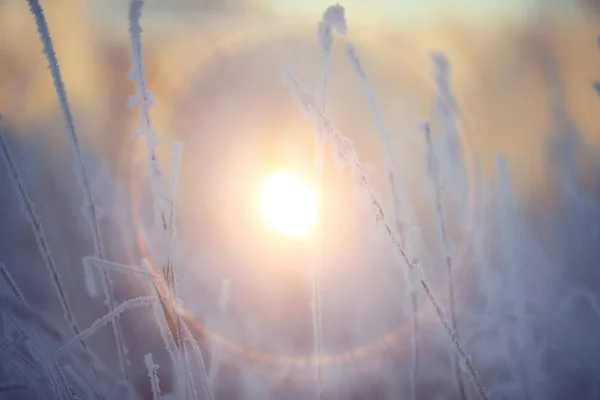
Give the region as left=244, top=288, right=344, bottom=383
left=2, top=1, right=600, bottom=399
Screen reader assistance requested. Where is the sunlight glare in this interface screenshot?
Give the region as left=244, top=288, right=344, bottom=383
left=259, top=171, right=317, bottom=236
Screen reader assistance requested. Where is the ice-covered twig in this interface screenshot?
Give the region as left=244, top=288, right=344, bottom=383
left=56, top=295, right=157, bottom=361
left=181, top=320, right=214, bottom=400
left=144, top=353, right=162, bottom=400
left=128, top=0, right=184, bottom=344
left=283, top=71, right=489, bottom=400
left=128, top=0, right=167, bottom=231
left=142, top=260, right=187, bottom=397
left=140, top=259, right=211, bottom=400
left=127, top=9, right=195, bottom=397
left=284, top=70, right=415, bottom=270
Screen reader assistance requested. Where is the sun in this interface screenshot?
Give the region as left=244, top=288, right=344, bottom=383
left=259, top=171, right=317, bottom=236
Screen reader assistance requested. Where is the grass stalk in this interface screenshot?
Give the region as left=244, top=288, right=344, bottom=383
left=283, top=70, right=489, bottom=400
left=0, top=120, right=106, bottom=397
left=421, top=123, right=466, bottom=400
left=25, top=0, right=128, bottom=380
left=144, top=353, right=162, bottom=400
left=345, top=42, right=423, bottom=400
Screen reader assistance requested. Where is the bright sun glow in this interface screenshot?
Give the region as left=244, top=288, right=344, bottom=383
left=259, top=171, right=317, bottom=236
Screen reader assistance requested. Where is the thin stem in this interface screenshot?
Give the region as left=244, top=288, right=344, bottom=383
left=346, top=42, right=422, bottom=400
left=422, top=124, right=466, bottom=399
left=25, top=0, right=128, bottom=380
left=284, top=72, right=489, bottom=400
left=0, top=123, right=105, bottom=396
left=311, top=8, right=339, bottom=397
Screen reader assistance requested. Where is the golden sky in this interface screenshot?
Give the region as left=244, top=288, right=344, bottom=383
left=1, top=0, right=600, bottom=197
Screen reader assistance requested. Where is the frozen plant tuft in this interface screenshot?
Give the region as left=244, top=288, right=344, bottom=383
left=322, top=4, right=347, bottom=35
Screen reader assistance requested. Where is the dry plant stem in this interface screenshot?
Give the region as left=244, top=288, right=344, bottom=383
left=419, top=280, right=488, bottom=400
left=141, top=259, right=213, bottom=400
left=208, top=279, right=230, bottom=390
left=127, top=6, right=195, bottom=397
left=0, top=265, right=66, bottom=399
left=0, top=385, right=27, bottom=393
left=284, top=72, right=489, bottom=400
left=128, top=0, right=167, bottom=229
left=410, top=291, right=419, bottom=400
left=144, top=353, right=162, bottom=400
left=181, top=321, right=214, bottom=400
left=128, top=0, right=179, bottom=340
left=56, top=295, right=157, bottom=365
left=63, top=364, right=96, bottom=400
left=345, top=43, right=420, bottom=400
left=0, top=123, right=105, bottom=397
left=24, top=0, right=104, bottom=259
left=0, top=339, right=57, bottom=396
left=431, top=54, right=467, bottom=229
left=0, top=264, right=31, bottom=341
left=25, top=0, right=129, bottom=381
left=311, top=22, right=333, bottom=400
left=422, top=125, right=466, bottom=400
left=310, top=9, right=346, bottom=397
left=0, top=263, right=27, bottom=305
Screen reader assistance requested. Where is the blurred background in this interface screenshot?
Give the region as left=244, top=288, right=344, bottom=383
left=2, top=0, right=600, bottom=399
